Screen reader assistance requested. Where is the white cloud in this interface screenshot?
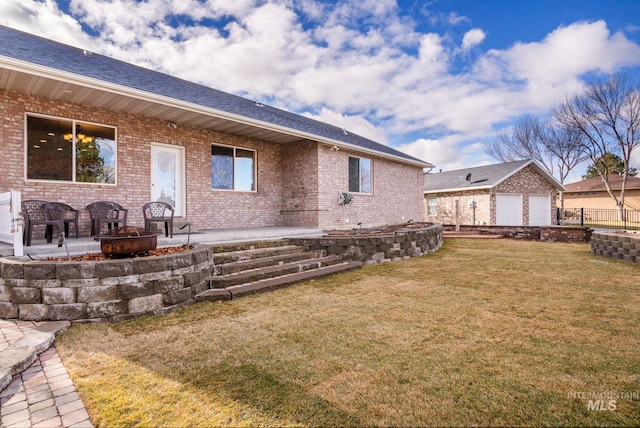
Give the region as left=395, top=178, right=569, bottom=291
left=396, top=138, right=457, bottom=169
left=461, top=28, right=485, bottom=50
left=0, top=0, right=95, bottom=50
left=446, top=12, right=469, bottom=25
left=302, top=108, right=388, bottom=143
left=2, top=1, right=640, bottom=176
left=489, top=20, right=640, bottom=86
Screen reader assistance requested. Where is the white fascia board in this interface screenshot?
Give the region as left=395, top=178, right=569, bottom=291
left=1, top=56, right=432, bottom=169
left=424, top=185, right=493, bottom=194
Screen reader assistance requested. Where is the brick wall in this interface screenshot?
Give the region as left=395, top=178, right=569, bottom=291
left=493, top=165, right=558, bottom=225
left=1, top=90, right=289, bottom=234
left=425, top=165, right=558, bottom=226
left=444, top=224, right=592, bottom=242
left=425, top=190, right=491, bottom=225
left=1, top=89, right=425, bottom=234
left=317, top=146, right=425, bottom=229
left=281, top=141, right=319, bottom=226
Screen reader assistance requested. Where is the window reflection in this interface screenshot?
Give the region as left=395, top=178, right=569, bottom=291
left=26, top=115, right=116, bottom=184
left=212, top=145, right=256, bottom=191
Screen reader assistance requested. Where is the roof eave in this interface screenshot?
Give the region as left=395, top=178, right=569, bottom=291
left=424, top=185, right=493, bottom=193
left=1, top=55, right=432, bottom=169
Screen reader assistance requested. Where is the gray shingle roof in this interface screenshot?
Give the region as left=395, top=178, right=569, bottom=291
left=0, top=25, right=430, bottom=166
left=424, top=159, right=564, bottom=192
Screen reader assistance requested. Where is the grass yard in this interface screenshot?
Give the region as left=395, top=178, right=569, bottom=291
left=56, top=239, right=640, bottom=427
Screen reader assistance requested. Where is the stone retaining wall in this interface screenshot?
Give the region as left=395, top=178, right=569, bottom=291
left=291, top=223, right=443, bottom=264
left=591, top=231, right=640, bottom=262
left=0, top=226, right=444, bottom=322
left=0, top=245, right=213, bottom=322
left=443, top=225, right=592, bottom=242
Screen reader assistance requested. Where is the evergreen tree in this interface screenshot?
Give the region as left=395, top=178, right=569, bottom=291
left=583, top=153, right=638, bottom=179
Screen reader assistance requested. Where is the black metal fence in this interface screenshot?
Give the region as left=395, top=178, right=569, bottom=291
left=556, top=208, right=640, bottom=230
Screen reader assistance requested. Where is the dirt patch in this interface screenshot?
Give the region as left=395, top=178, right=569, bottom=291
left=325, top=222, right=434, bottom=236
left=46, top=245, right=192, bottom=262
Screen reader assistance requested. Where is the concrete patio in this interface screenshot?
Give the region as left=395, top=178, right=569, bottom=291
left=0, top=226, right=325, bottom=258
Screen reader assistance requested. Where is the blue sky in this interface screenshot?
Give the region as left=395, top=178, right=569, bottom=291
left=2, top=0, right=640, bottom=182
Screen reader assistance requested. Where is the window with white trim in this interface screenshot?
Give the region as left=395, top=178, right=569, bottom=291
left=26, top=114, right=117, bottom=184
left=348, top=156, right=372, bottom=193
left=427, top=195, right=438, bottom=216
left=211, top=144, right=256, bottom=191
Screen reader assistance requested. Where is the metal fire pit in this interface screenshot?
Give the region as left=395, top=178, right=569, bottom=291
left=97, top=226, right=158, bottom=257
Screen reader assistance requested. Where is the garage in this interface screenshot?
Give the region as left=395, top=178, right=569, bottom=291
left=529, top=194, right=551, bottom=226
left=424, top=160, right=564, bottom=227
left=496, top=194, right=522, bottom=225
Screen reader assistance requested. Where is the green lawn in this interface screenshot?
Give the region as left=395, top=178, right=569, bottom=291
left=56, top=239, right=640, bottom=427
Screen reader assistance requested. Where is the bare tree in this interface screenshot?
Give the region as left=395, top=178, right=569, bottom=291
left=543, top=121, right=588, bottom=185
left=486, top=115, right=550, bottom=170
left=486, top=114, right=587, bottom=211
left=554, top=74, right=640, bottom=219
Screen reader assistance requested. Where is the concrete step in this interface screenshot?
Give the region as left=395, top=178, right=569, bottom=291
left=211, top=239, right=292, bottom=253
left=216, top=250, right=326, bottom=275
left=196, top=261, right=363, bottom=301
left=213, top=244, right=304, bottom=264
left=210, top=255, right=344, bottom=288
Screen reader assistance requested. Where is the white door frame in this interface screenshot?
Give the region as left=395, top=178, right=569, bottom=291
left=150, top=143, right=185, bottom=217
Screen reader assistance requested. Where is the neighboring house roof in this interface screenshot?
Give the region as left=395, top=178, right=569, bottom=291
left=0, top=25, right=431, bottom=168
left=565, top=175, right=640, bottom=192
left=424, top=159, right=565, bottom=193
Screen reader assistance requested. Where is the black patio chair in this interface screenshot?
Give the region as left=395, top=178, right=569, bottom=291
left=142, top=201, right=174, bottom=237
left=21, top=199, right=65, bottom=246
left=46, top=202, right=79, bottom=238
left=86, top=201, right=128, bottom=236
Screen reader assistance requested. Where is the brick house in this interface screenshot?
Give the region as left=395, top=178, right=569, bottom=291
left=563, top=176, right=640, bottom=211
left=424, top=160, right=564, bottom=226
left=0, top=26, right=432, bottom=236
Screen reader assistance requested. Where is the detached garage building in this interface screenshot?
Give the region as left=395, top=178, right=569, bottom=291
left=424, top=160, right=564, bottom=226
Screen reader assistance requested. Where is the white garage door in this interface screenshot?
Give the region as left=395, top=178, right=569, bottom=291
left=529, top=195, right=551, bottom=226
left=496, top=194, right=522, bottom=225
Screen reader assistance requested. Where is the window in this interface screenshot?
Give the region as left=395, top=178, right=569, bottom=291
left=211, top=144, right=256, bottom=191
left=348, top=156, right=372, bottom=193
left=26, top=115, right=116, bottom=184
left=427, top=195, right=437, bottom=216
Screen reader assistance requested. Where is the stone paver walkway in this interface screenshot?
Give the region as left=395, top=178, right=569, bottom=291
left=0, top=321, right=93, bottom=428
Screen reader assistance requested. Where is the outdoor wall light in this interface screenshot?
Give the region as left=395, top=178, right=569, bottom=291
left=331, top=145, right=340, bottom=151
